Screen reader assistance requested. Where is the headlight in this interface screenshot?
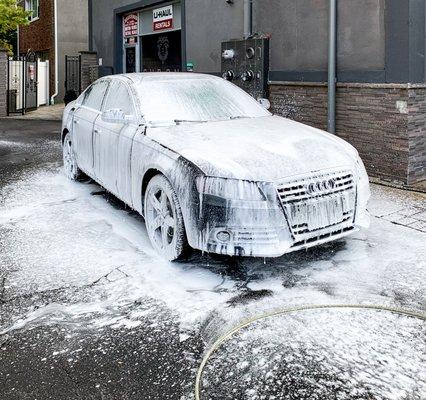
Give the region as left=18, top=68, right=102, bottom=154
left=354, top=155, right=371, bottom=205
left=355, top=156, right=369, bottom=182
left=196, top=176, right=272, bottom=201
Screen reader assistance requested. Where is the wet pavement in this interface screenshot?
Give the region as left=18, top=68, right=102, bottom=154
left=0, top=118, right=425, bottom=400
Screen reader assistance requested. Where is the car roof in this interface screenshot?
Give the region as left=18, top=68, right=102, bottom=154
left=109, top=72, right=221, bottom=85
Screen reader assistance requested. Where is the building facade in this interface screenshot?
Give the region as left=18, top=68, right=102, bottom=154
left=88, top=0, right=425, bottom=187
left=19, top=0, right=89, bottom=102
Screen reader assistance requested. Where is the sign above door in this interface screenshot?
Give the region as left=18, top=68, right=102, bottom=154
left=123, top=13, right=138, bottom=37
left=153, top=5, right=173, bottom=31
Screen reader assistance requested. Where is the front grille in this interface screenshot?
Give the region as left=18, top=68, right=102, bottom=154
left=276, top=169, right=356, bottom=244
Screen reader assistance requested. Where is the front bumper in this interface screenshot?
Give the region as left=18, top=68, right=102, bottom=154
left=194, top=169, right=370, bottom=258
left=203, top=201, right=294, bottom=257
left=198, top=199, right=367, bottom=257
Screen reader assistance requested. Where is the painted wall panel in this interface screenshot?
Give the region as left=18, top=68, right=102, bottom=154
left=184, top=0, right=244, bottom=73
left=253, top=0, right=385, bottom=72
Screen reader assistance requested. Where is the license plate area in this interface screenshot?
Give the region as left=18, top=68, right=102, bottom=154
left=284, top=191, right=354, bottom=233
left=306, top=197, right=344, bottom=230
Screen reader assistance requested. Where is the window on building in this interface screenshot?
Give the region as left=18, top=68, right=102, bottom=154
left=25, top=0, right=39, bottom=21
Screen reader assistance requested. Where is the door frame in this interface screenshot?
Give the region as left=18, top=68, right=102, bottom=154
left=123, top=43, right=140, bottom=73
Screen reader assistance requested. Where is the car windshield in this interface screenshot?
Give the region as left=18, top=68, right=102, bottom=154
left=134, top=77, right=270, bottom=124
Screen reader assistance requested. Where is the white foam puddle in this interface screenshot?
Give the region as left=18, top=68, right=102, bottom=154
left=0, top=169, right=237, bottom=333
left=0, top=168, right=425, bottom=341
left=201, top=308, right=426, bottom=400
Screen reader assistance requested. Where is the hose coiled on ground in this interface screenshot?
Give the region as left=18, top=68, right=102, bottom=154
left=195, top=303, right=426, bottom=400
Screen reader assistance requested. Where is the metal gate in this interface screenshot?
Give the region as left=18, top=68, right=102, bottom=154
left=65, top=55, right=81, bottom=98
left=7, top=55, right=38, bottom=115
left=25, top=52, right=38, bottom=111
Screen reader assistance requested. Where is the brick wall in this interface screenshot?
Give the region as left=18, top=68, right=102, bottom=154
left=407, top=87, right=426, bottom=185
left=19, top=0, right=55, bottom=96
left=269, top=82, right=425, bottom=187
left=0, top=50, right=7, bottom=117
left=270, top=83, right=328, bottom=131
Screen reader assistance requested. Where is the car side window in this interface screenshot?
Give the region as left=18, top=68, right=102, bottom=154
left=103, top=81, right=136, bottom=116
left=82, top=80, right=109, bottom=111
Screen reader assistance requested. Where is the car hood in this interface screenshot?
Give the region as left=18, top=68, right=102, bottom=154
left=146, top=115, right=358, bottom=182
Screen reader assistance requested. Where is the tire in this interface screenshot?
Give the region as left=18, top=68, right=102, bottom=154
left=62, top=133, right=83, bottom=181
left=144, top=174, right=188, bottom=261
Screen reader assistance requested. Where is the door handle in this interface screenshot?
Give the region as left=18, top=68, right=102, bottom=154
left=73, top=119, right=79, bottom=124
left=94, top=129, right=101, bottom=134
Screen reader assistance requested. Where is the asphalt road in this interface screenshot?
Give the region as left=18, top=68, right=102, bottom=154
left=0, top=118, right=425, bottom=400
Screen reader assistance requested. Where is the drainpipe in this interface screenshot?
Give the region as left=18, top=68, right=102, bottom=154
left=244, top=0, right=253, bottom=38
left=50, top=0, right=58, bottom=104
left=327, top=0, right=337, bottom=134
left=88, top=0, right=93, bottom=52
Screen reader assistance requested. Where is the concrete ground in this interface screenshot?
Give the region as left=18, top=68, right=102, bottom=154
left=5, top=103, right=64, bottom=121
left=0, top=118, right=425, bottom=400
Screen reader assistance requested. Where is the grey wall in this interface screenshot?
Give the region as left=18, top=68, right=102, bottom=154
left=185, top=0, right=244, bottom=73
left=89, top=0, right=425, bottom=83
left=58, top=0, right=89, bottom=101
left=253, top=0, right=385, bottom=73
left=337, top=0, right=385, bottom=71
left=91, top=0, right=133, bottom=71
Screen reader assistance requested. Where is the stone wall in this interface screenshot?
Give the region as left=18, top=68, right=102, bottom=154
left=269, top=82, right=425, bottom=186
left=270, top=82, right=328, bottom=131
left=407, top=87, right=426, bottom=185
left=0, top=50, right=7, bottom=117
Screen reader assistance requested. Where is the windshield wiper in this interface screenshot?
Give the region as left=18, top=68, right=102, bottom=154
left=174, top=119, right=207, bottom=124
left=229, top=116, right=250, bottom=120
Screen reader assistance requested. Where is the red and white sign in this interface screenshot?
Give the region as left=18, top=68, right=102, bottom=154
left=153, top=5, right=173, bottom=31
left=123, top=13, right=138, bottom=37
left=28, top=64, right=36, bottom=80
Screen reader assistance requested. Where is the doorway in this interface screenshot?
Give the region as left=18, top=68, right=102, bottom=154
left=125, top=46, right=137, bottom=73
left=140, top=30, right=181, bottom=72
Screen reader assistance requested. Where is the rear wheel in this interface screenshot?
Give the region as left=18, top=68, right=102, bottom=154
left=144, top=174, right=188, bottom=261
left=63, top=133, right=83, bottom=180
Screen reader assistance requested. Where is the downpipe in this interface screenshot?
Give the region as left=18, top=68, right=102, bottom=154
left=50, top=0, right=59, bottom=105
left=327, top=0, right=337, bottom=134
left=243, top=0, right=253, bottom=38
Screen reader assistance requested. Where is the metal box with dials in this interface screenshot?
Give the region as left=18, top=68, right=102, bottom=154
left=221, top=37, right=270, bottom=100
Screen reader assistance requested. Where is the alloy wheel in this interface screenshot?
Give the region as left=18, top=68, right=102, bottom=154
left=146, top=187, right=177, bottom=250
left=63, top=136, right=78, bottom=180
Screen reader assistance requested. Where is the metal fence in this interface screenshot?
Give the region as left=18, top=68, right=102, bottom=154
left=65, top=55, right=81, bottom=98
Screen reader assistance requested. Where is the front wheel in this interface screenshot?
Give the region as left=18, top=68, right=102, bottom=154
left=144, top=174, right=188, bottom=261
left=62, top=133, right=83, bottom=180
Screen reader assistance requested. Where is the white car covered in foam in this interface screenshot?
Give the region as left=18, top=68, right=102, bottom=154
left=61, top=73, right=370, bottom=260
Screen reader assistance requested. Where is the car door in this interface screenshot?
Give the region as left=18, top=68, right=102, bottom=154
left=93, top=79, right=139, bottom=202
left=73, top=80, right=109, bottom=176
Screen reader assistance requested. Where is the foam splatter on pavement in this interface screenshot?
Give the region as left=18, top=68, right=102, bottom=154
left=200, top=308, right=425, bottom=400
left=0, top=121, right=425, bottom=399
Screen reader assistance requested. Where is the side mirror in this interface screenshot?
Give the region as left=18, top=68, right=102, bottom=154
left=258, top=98, right=271, bottom=110
left=102, top=108, right=135, bottom=124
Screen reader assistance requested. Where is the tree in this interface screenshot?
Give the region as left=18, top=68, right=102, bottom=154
left=0, top=0, right=29, bottom=55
